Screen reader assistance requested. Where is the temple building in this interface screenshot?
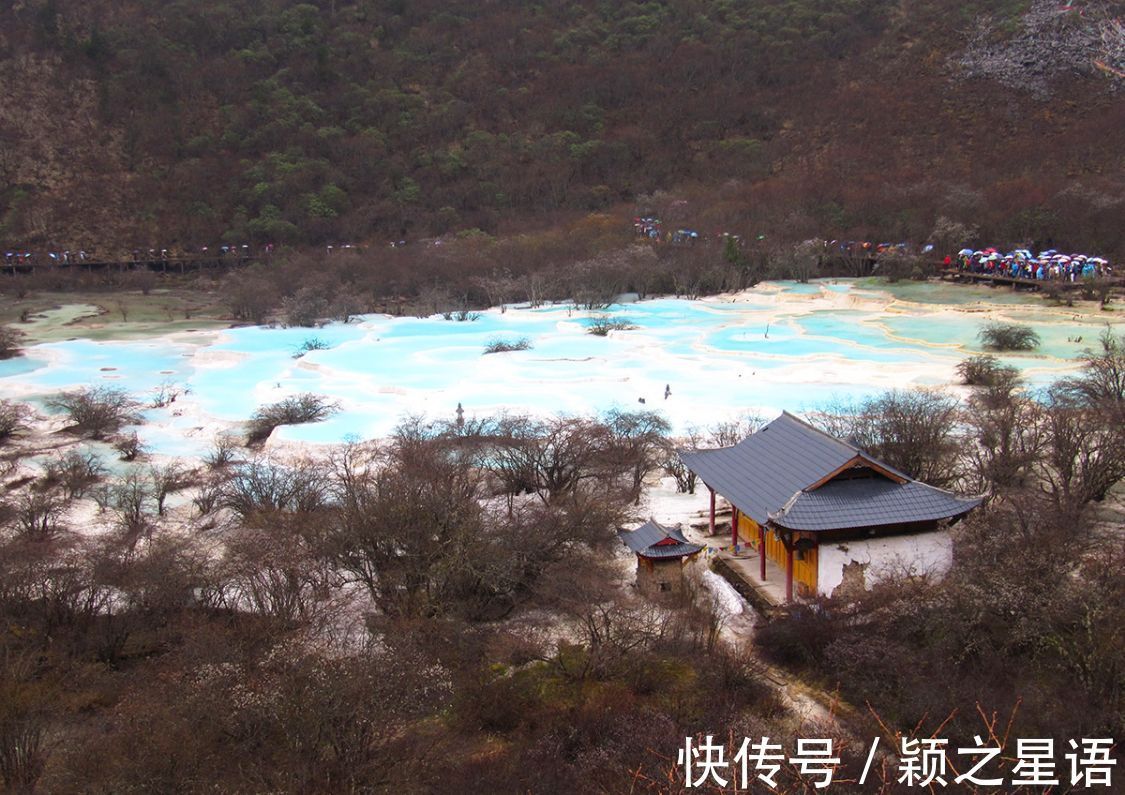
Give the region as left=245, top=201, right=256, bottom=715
left=618, top=519, right=704, bottom=596
left=679, top=412, right=981, bottom=602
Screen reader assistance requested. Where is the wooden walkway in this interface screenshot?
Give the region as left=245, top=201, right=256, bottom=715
left=1, top=255, right=260, bottom=275
left=939, top=268, right=1120, bottom=291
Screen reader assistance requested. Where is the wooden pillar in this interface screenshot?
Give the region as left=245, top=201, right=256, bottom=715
left=708, top=487, right=715, bottom=536
left=759, top=524, right=766, bottom=581
left=785, top=538, right=794, bottom=603
left=731, top=507, right=739, bottom=550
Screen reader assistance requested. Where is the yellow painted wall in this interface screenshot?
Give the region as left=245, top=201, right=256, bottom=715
left=737, top=513, right=760, bottom=546
left=738, top=513, right=818, bottom=594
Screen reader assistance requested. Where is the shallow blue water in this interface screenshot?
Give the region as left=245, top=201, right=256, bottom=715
left=2, top=280, right=1122, bottom=452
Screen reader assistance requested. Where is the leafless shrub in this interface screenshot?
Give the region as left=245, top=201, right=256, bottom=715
left=483, top=337, right=532, bottom=354
left=283, top=286, right=330, bottom=327
left=1036, top=387, right=1125, bottom=519
left=292, top=336, right=329, bottom=358
left=43, top=449, right=104, bottom=499
left=224, top=268, right=279, bottom=324
left=149, top=462, right=188, bottom=516
left=46, top=386, right=141, bottom=439
left=219, top=523, right=332, bottom=622
left=192, top=475, right=226, bottom=517
left=246, top=393, right=338, bottom=444
left=221, top=458, right=329, bottom=520
left=150, top=380, right=180, bottom=408
left=325, top=426, right=622, bottom=620
left=9, top=490, right=68, bottom=541
left=487, top=415, right=619, bottom=505
left=442, top=309, right=482, bottom=322
left=204, top=433, right=241, bottom=469
left=875, top=248, right=924, bottom=282
left=928, top=216, right=977, bottom=257
left=768, top=238, right=821, bottom=283
left=0, top=651, right=50, bottom=792
left=1055, top=328, right=1125, bottom=410
left=0, top=326, right=25, bottom=360
left=586, top=316, right=636, bottom=336
left=963, top=376, right=1045, bottom=496
left=113, top=432, right=144, bottom=462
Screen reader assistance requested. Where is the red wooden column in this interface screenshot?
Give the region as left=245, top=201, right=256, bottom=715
left=708, top=487, right=716, bottom=535
left=785, top=542, right=794, bottom=603
left=759, top=524, right=766, bottom=581
left=731, top=507, right=739, bottom=549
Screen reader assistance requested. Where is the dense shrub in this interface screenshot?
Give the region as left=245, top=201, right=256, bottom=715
left=978, top=322, right=1040, bottom=351
left=46, top=386, right=141, bottom=439
left=0, top=326, right=25, bottom=359
left=245, top=393, right=337, bottom=444
left=0, top=400, right=30, bottom=441
left=956, top=354, right=1018, bottom=386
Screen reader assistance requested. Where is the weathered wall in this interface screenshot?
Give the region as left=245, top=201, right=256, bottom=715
left=636, top=557, right=687, bottom=596
left=817, top=530, right=953, bottom=598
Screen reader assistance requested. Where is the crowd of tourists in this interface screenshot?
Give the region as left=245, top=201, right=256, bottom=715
left=953, top=248, right=1112, bottom=281
left=3, top=243, right=276, bottom=267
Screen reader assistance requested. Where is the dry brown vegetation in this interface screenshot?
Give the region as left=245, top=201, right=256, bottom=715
left=1, top=406, right=841, bottom=792
left=2, top=1, right=1122, bottom=264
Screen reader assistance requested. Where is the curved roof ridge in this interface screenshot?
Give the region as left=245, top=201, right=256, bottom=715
left=775, top=410, right=862, bottom=455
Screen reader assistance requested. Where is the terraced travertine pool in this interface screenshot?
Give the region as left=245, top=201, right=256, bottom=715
left=1, top=279, right=1121, bottom=457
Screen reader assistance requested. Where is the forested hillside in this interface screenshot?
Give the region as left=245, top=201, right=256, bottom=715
left=1, top=0, right=1123, bottom=256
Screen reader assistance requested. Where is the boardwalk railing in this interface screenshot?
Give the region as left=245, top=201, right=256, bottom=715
left=1, top=255, right=260, bottom=275
left=939, top=268, right=1121, bottom=291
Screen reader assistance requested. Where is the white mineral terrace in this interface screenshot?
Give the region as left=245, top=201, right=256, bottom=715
left=1, top=278, right=1121, bottom=459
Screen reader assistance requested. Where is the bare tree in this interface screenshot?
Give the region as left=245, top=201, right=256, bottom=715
left=221, top=458, right=329, bottom=521
left=602, top=409, right=671, bottom=503
left=703, top=412, right=765, bottom=449
left=112, top=470, right=155, bottom=543
left=0, top=326, right=25, bottom=360
left=928, top=216, right=977, bottom=257
left=0, top=401, right=30, bottom=442
left=224, top=268, right=279, bottom=325
left=488, top=415, right=616, bottom=505
left=1038, top=388, right=1125, bottom=519
left=219, top=522, right=332, bottom=622
left=964, top=377, right=1045, bottom=496
left=11, top=491, right=69, bottom=541
left=43, top=449, right=104, bottom=499
left=769, top=239, right=822, bottom=283
left=1056, top=328, right=1125, bottom=413
left=808, top=390, right=964, bottom=488
left=149, top=462, right=187, bottom=516
left=0, top=649, right=50, bottom=793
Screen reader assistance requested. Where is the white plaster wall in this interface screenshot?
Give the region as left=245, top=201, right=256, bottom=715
left=818, top=530, right=954, bottom=597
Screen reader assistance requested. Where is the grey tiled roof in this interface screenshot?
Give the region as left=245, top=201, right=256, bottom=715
left=618, top=520, right=703, bottom=559
left=769, top=478, right=981, bottom=531
left=679, top=412, right=979, bottom=531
